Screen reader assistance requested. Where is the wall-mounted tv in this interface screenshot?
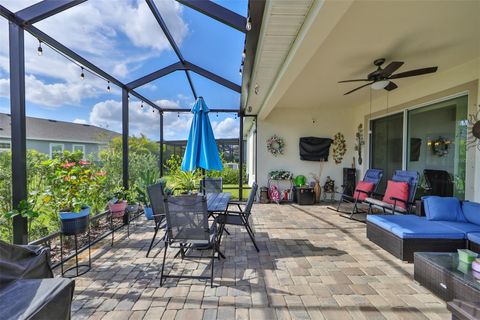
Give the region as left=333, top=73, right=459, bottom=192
left=299, top=137, right=332, bottom=161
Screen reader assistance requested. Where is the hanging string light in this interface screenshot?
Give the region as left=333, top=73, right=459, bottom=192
left=246, top=17, right=252, bottom=31
left=177, top=112, right=180, bottom=118
left=37, top=40, right=43, bottom=56
left=106, top=80, right=111, bottom=92
left=141, top=101, right=144, bottom=108
left=80, top=67, right=85, bottom=80
left=216, top=112, right=219, bottom=118
left=234, top=113, right=237, bottom=120
left=242, top=49, right=246, bottom=59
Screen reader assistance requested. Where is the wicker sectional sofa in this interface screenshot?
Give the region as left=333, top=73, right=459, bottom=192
left=366, top=200, right=480, bottom=262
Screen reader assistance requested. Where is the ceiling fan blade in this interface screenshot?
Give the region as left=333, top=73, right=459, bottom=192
left=344, top=82, right=373, bottom=95
left=384, top=81, right=398, bottom=91
left=338, top=79, right=369, bottom=83
left=380, top=61, right=404, bottom=77
left=389, top=66, right=438, bottom=79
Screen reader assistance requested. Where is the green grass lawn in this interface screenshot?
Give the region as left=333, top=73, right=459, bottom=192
left=162, top=175, right=250, bottom=199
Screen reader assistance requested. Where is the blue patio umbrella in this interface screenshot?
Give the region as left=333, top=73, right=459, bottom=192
left=181, top=97, right=223, bottom=171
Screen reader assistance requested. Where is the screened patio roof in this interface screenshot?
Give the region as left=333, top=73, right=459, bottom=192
left=0, top=0, right=263, bottom=112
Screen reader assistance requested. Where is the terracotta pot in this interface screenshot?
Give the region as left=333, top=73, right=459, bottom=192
left=314, top=182, right=321, bottom=203
left=109, top=200, right=127, bottom=218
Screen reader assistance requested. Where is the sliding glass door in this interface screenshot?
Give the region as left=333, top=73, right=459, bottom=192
left=407, top=95, right=468, bottom=199
left=370, top=112, right=404, bottom=193
left=369, top=95, right=468, bottom=199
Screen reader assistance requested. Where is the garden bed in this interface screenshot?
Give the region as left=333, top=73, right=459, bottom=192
left=30, top=209, right=143, bottom=268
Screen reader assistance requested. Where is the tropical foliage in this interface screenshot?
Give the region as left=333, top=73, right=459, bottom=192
left=0, top=136, right=245, bottom=243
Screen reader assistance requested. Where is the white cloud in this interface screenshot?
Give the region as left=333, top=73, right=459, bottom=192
left=73, top=118, right=88, bottom=124
left=0, top=75, right=99, bottom=107
left=0, top=0, right=189, bottom=82
left=211, top=117, right=239, bottom=138
left=89, top=99, right=188, bottom=138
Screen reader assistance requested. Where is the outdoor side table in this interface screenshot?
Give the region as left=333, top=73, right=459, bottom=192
left=414, top=252, right=480, bottom=304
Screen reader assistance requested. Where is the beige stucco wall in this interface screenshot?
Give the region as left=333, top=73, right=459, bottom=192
left=254, top=105, right=358, bottom=192
left=250, top=57, right=480, bottom=201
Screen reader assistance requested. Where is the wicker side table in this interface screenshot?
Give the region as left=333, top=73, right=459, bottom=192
left=414, top=252, right=480, bottom=304
left=447, top=300, right=480, bottom=320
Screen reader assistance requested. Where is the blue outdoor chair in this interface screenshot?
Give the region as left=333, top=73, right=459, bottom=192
left=365, top=170, right=420, bottom=214
left=336, top=168, right=384, bottom=220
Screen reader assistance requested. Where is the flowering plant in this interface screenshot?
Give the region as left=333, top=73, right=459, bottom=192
left=269, top=170, right=293, bottom=180
left=41, top=151, right=107, bottom=213
left=267, top=135, right=285, bottom=156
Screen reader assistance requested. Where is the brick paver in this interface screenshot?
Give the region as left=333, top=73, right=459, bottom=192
left=72, top=204, right=450, bottom=319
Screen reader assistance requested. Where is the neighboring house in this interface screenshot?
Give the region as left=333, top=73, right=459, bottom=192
left=0, top=113, right=120, bottom=159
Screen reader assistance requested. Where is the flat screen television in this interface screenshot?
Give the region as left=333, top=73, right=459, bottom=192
left=299, top=137, right=332, bottom=161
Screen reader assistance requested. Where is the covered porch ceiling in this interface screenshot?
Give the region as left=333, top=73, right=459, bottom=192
left=244, top=0, right=480, bottom=119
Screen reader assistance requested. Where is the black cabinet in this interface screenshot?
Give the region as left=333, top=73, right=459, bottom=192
left=343, top=168, right=357, bottom=196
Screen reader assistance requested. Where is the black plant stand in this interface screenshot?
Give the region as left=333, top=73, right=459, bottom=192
left=60, top=227, right=91, bottom=278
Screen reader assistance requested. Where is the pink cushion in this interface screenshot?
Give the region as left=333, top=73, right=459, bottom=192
left=354, top=181, right=374, bottom=201
left=383, top=180, right=409, bottom=209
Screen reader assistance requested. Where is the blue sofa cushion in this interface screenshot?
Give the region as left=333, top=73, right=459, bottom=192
left=423, top=196, right=466, bottom=222
left=435, top=221, right=480, bottom=234
left=463, top=201, right=480, bottom=226
left=367, top=214, right=466, bottom=239
left=367, top=214, right=422, bottom=232
left=467, top=232, right=480, bottom=245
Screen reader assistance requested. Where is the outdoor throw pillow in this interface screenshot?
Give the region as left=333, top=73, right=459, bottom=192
left=463, top=201, right=480, bottom=225
left=423, top=196, right=465, bottom=221
left=354, top=181, right=375, bottom=201
left=382, top=180, right=409, bottom=209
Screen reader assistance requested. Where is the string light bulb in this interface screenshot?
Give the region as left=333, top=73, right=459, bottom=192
left=80, top=67, right=85, bottom=80
left=177, top=112, right=180, bottom=118
left=141, top=101, right=144, bottom=108
left=107, top=81, right=111, bottom=92
left=239, top=68, right=242, bottom=75
left=37, top=40, right=43, bottom=56
left=246, top=17, right=252, bottom=31
left=242, top=49, right=246, bottom=59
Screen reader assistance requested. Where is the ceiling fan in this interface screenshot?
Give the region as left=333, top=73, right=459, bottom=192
left=339, top=58, right=438, bottom=95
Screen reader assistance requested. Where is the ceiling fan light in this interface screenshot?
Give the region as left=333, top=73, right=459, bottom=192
left=371, top=80, right=390, bottom=90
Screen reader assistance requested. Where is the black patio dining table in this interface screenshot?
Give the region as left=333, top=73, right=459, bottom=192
left=206, top=192, right=231, bottom=214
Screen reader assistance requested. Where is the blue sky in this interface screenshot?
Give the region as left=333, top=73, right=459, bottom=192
left=0, top=0, right=247, bottom=140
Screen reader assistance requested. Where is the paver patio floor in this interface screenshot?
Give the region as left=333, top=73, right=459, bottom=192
left=71, top=204, right=450, bottom=320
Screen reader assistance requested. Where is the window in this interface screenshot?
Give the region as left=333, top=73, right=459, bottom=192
left=0, top=141, right=10, bottom=152
left=73, top=144, right=85, bottom=159
left=49, top=143, right=64, bottom=159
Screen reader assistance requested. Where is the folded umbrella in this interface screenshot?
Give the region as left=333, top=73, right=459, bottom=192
left=181, top=97, right=223, bottom=172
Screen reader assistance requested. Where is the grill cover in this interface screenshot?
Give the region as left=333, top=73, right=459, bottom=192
left=299, top=137, right=332, bottom=161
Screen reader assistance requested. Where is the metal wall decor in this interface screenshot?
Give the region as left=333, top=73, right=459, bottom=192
left=354, top=124, right=365, bottom=165
left=467, top=106, right=480, bottom=151
left=332, top=132, right=347, bottom=164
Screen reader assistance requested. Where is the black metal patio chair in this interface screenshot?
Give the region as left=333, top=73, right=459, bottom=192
left=217, top=182, right=259, bottom=252
left=160, top=194, right=221, bottom=287
left=335, top=168, right=384, bottom=220
left=200, top=177, right=223, bottom=194
left=423, top=169, right=453, bottom=197
left=365, top=170, right=420, bottom=214
left=146, top=182, right=167, bottom=257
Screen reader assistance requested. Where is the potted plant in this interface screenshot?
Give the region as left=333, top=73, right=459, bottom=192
left=171, top=171, right=199, bottom=195
left=135, top=170, right=162, bottom=220
left=55, top=158, right=92, bottom=236
left=108, top=187, right=128, bottom=219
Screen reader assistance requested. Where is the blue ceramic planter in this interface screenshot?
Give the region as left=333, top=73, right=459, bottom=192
left=60, top=206, right=90, bottom=236
left=144, top=207, right=153, bottom=220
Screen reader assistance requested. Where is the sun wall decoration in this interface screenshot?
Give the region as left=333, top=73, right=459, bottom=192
left=467, top=106, right=480, bottom=151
